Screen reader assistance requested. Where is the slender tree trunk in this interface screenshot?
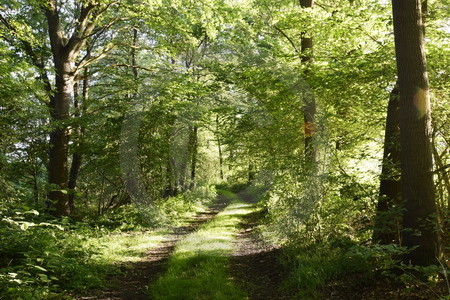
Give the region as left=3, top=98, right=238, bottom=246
left=248, top=162, right=255, bottom=184
left=179, top=157, right=188, bottom=192
left=189, top=126, right=198, bottom=189
left=164, top=159, right=176, bottom=197
left=131, top=28, right=138, bottom=82
left=373, top=82, right=402, bottom=244
left=32, top=157, right=39, bottom=206
left=164, top=117, right=177, bottom=197
left=392, top=0, right=440, bottom=265
left=68, top=67, right=88, bottom=214
left=300, top=0, right=317, bottom=165
left=68, top=81, right=80, bottom=214
left=432, top=143, right=450, bottom=215
left=216, top=115, right=224, bottom=180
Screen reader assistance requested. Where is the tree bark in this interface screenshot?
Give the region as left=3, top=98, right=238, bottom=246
left=392, top=0, right=440, bottom=265
left=373, top=82, right=402, bottom=244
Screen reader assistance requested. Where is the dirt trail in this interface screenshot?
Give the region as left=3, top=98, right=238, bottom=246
left=79, top=197, right=229, bottom=300
left=79, top=191, right=293, bottom=300
left=232, top=192, right=294, bottom=300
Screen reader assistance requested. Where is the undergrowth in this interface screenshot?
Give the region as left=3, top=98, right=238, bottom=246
left=281, top=238, right=449, bottom=298
left=0, top=185, right=217, bottom=299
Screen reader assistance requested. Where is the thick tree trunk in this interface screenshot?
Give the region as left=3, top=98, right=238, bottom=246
left=392, top=0, right=440, bottom=265
left=47, top=60, right=73, bottom=216
left=300, top=0, right=317, bottom=165
left=373, top=83, right=401, bottom=244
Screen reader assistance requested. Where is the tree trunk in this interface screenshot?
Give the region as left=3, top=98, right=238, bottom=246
left=189, top=126, right=198, bottom=189
left=432, top=143, right=450, bottom=218
left=373, top=82, right=402, bottom=244
left=216, top=115, right=224, bottom=180
left=248, top=162, right=255, bottom=184
left=131, top=28, right=139, bottom=81
left=300, top=0, right=317, bottom=165
left=68, top=68, right=88, bottom=214
left=164, top=159, right=177, bottom=197
left=47, top=60, right=73, bottom=216
left=392, top=0, right=440, bottom=265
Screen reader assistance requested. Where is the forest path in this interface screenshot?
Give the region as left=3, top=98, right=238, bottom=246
left=231, top=191, right=294, bottom=300
left=79, top=196, right=230, bottom=300
left=80, top=190, right=293, bottom=300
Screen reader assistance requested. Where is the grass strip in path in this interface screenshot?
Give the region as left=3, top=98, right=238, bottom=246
left=150, top=190, right=256, bottom=300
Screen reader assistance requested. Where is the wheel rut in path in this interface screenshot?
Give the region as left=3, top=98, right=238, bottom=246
left=79, top=197, right=229, bottom=300
left=232, top=193, right=294, bottom=300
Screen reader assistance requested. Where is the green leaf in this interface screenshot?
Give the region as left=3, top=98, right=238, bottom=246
left=34, top=265, right=47, bottom=272
left=20, top=222, right=28, bottom=230
left=38, top=273, right=50, bottom=282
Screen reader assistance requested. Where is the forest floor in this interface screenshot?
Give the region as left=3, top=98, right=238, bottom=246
left=78, top=190, right=293, bottom=300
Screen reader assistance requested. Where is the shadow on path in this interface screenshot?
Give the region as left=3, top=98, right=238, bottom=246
left=231, top=193, right=294, bottom=300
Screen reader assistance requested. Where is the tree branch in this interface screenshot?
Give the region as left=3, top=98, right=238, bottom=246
left=44, top=0, right=65, bottom=58
left=272, top=24, right=302, bottom=59
left=66, top=1, right=118, bottom=60
left=108, top=63, right=157, bottom=73
left=75, top=43, right=114, bottom=73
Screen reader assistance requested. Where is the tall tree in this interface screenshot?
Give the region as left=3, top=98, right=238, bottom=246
left=391, top=0, right=440, bottom=265
left=45, top=1, right=113, bottom=215
left=300, top=0, right=316, bottom=165
left=1, top=1, right=113, bottom=215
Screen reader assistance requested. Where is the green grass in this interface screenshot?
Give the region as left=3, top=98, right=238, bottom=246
left=150, top=191, right=256, bottom=300
left=86, top=229, right=170, bottom=265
